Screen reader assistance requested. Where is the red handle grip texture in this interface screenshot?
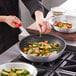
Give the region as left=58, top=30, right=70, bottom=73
left=9, top=15, right=22, bottom=27
left=15, top=23, right=21, bottom=27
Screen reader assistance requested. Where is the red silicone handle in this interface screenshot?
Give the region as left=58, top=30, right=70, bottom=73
left=9, top=15, right=22, bottom=27
left=15, top=23, right=22, bottom=27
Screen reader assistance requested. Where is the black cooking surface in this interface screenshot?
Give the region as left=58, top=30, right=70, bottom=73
left=12, top=45, right=76, bottom=76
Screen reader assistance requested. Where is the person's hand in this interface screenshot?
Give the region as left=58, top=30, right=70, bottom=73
left=35, top=11, right=51, bottom=34
left=36, top=18, right=51, bottom=34
left=3, top=16, right=21, bottom=28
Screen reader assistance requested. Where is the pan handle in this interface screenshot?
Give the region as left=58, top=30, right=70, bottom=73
left=14, top=22, right=30, bottom=41
left=9, top=15, right=30, bottom=41
left=19, top=26, right=30, bottom=41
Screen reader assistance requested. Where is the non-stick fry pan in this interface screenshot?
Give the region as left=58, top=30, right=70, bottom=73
left=19, top=34, right=66, bottom=62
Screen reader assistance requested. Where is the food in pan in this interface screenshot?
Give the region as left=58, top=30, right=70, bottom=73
left=0, top=68, right=30, bottom=76
left=23, top=41, right=60, bottom=57
left=53, top=21, right=72, bottom=28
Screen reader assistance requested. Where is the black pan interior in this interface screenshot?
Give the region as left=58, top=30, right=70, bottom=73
left=19, top=34, right=66, bottom=52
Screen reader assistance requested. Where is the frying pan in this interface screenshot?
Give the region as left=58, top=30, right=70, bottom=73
left=14, top=18, right=66, bottom=62
left=19, top=34, right=66, bottom=62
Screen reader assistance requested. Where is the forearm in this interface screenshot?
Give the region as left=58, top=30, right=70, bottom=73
left=0, top=16, right=5, bottom=22
left=35, top=10, right=44, bottom=21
